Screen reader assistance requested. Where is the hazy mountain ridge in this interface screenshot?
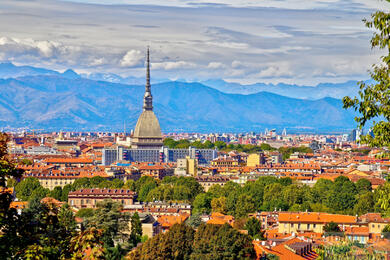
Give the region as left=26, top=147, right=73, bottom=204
left=0, top=62, right=366, bottom=100
left=0, top=74, right=358, bottom=132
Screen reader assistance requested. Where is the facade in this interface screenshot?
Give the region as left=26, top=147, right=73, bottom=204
left=131, top=48, right=163, bottom=149
left=246, top=153, right=265, bottom=167
left=195, top=175, right=230, bottom=192
left=23, top=171, right=108, bottom=190
left=102, top=146, right=217, bottom=166
left=44, top=158, right=94, bottom=168
left=175, top=156, right=198, bottom=176
left=68, top=188, right=137, bottom=208
left=278, top=212, right=359, bottom=234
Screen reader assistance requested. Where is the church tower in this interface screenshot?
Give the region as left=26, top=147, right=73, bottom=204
left=131, top=47, right=163, bottom=149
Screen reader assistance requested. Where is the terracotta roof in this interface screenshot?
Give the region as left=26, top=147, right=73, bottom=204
left=279, top=212, right=357, bottom=224
left=44, top=158, right=94, bottom=164
left=157, top=214, right=190, bottom=229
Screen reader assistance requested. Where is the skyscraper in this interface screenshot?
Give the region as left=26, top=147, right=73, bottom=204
left=131, top=48, right=163, bottom=149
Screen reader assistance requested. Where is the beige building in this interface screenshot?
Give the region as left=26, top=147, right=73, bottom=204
left=246, top=153, right=265, bottom=167
left=175, top=156, right=198, bottom=176
left=278, top=212, right=359, bottom=234
left=195, top=175, right=229, bottom=192
left=68, top=188, right=136, bottom=208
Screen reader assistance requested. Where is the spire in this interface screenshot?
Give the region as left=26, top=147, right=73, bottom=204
left=143, top=46, right=153, bottom=111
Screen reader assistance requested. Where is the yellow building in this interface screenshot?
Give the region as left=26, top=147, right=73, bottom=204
left=211, top=158, right=239, bottom=168
left=247, top=153, right=265, bottom=167
left=278, top=212, right=359, bottom=234
left=175, top=156, right=198, bottom=176
left=360, top=213, right=390, bottom=234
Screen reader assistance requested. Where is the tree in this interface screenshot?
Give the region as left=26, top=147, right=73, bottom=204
left=355, top=178, right=372, bottom=193
left=353, top=192, right=375, bottom=216
left=49, top=186, right=62, bottom=201
left=342, top=10, right=390, bottom=147
left=15, top=177, right=42, bottom=201
left=130, top=212, right=142, bottom=247
left=75, top=208, right=94, bottom=218
left=382, top=224, right=390, bottom=239
left=326, top=177, right=357, bottom=213
left=245, top=217, right=265, bottom=240
left=58, top=203, right=76, bottom=233
left=0, top=133, right=23, bottom=187
left=192, top=223, right=256, bottom=259
left=89, top=176, right=105, bottom=187
left=69, top=227, right=106, bottom=259
left=211, top=196, right=228, bottom=214
left=235, top=194, right=256, bottom=218
left=192, top=193, right=213, bottom=214
left=85, top=199, right=130, bottom=247
left=123, top=179, right=136, bottom=190
left=128, top=223, right=194, bottom=260
left=186, top=213, right=203, bottom=228
left=61, top=184, right=72, bottom=202
left=30, top=186, right=50, bottom=201
left=376, top=182, right=390, bottom=214
left=323, top=222, right=342, bottom=236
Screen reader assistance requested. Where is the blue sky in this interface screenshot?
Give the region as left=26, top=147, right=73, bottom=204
left=0, top=0, right=389, bottom=84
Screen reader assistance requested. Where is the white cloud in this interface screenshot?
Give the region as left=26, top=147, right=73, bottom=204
left=207, top=62, right=226, bottom=69
left=152, top=61, right=197, bottom=70
left=256, top=63, right=293, bottom=78
left=120, top=50, right=143, bottom=67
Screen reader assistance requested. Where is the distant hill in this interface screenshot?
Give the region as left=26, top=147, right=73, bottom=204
left=200, top=79, right=368, bottom=100
left=0, top=75, right=358, bottom=132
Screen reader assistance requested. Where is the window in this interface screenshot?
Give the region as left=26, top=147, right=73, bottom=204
left=307, top=224, right=310, bottom=230
left=313, top=224, right=316, bottom=228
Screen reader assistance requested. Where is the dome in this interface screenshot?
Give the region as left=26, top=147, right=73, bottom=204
left=133, top=110, right=162, bottom=138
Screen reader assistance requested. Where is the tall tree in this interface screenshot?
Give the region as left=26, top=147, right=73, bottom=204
left=244, top=217, right=265, bottom=240
left=343, top=10, right=390, bottom=147
left=130, top=212, right=142, bottom=247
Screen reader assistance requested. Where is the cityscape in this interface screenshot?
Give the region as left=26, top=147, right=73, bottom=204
left=2, top=0, right=390, bottom=260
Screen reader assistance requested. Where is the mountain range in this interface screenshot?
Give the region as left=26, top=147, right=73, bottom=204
left=0, top=63, right=361, bottom=132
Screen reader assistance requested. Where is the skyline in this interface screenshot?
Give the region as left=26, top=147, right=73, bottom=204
left=1, top=0, right=389, bottom=85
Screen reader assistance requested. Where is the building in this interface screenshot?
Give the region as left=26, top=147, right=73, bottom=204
left=131, top=48, right=163, bottom=149
left=102, top=146, right=217, bottom=166
left=246, top=153, right=265, bottom=167
left=278, top=212, right=358, bottom=234
left=175, top=156, right=198, bottom=176
left=68, top=188, right=137, bottom=208
left=43, top=158, right=94, bottom=168
left=195, top=175, right=230, bottom=192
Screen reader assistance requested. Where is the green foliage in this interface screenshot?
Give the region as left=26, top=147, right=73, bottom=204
left=129, top=223, right=194, bottom=260
left=245, top=217, right=265, bottom=240
left=85, top=199, right=130, bottom=247
left=186, top=214, right=203, bottom=228
left=278, top=146, right=313, bottom=160
left=29, top=186, right=50, bottom=201
left=382, top=224, right=390, bottom=239
left=130, top=212, right=142, bottom=247
left=21, top=158, right=33, bottom=166
left=69, top=227, right=106, bottom=259
left=192, top=223, right=256, bottom=259
left=323, top=221, right=343, bottom=237
left=49, top=186, right=62, bottom=201
left=343, top=11, right=390, bottom=147
left=75, top=208, right=94, bottom=218
left=15, top=177, right=42, bottom=201
left=353, top=192, right=375, bottom=216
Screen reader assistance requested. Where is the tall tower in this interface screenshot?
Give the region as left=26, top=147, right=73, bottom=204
left=131, top=47, right=163, bottom=149
left=143, top=47, right=153, bottom=111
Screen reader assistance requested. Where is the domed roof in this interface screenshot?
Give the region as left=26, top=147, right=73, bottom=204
left=133, top=110, right=162, bottom=138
